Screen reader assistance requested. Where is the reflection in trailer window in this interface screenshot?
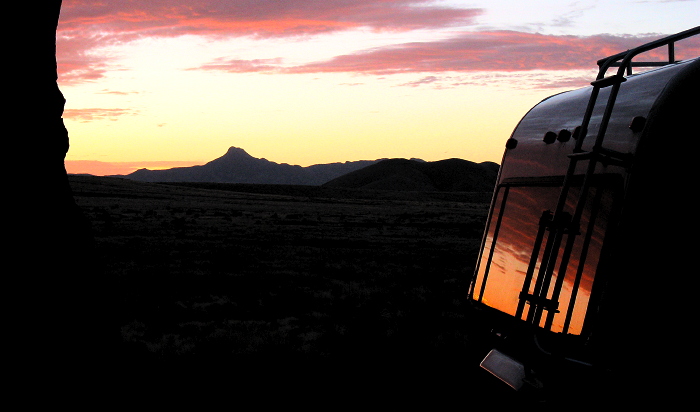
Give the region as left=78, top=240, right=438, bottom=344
left=471, top=176, right=621, bottom=335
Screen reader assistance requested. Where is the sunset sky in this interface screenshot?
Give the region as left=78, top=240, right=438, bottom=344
left=58, top=0, right=700, bottom=176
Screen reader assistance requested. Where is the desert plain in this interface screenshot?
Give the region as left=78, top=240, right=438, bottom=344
left=67, top=174, right=518, bottom=402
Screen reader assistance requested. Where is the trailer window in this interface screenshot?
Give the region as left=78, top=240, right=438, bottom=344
left=471, top=177, right=619, bottom=335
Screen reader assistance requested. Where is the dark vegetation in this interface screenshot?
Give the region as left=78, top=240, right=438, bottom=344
left=70, top=175, right=517, bottom=401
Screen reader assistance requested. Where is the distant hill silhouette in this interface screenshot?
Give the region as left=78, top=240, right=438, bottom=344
left=322, top=158, right=499, bottom=192
left=122, top=147, right=379, bottom=185
left=120, top=147, right=500, bottom=190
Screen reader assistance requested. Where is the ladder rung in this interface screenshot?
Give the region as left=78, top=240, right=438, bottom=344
left=591, top=74, right=626, bottom=88
left=567, top=151, right=593, bottom=160
left=518, top=292, right=560, bottom=312
left=567, top=148, right=633, bottom=168
left=597, top=147, right=633, bottom=162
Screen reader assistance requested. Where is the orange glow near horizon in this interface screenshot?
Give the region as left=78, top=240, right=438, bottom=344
left=65, top=160, right=205, bottom=176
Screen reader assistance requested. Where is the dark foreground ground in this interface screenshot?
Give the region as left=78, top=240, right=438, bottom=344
left=66, top=175, right=520, bottom=404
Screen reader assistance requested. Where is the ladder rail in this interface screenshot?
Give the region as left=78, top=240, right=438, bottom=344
left=515, top=210, right=552, bottom=320
left=525, top=68, right=624, bottom=330
left=517, top=27, right=700, bottom=331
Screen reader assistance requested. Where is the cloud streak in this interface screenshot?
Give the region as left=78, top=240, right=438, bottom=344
left=59, top=0, right=481, bottom=35
left=63, top=108, right=139, bottom=122
left=57, top=2, right=699, bottom=85
left=57, top=0, right=481, bottom=83
left=206, top=31, right=699, bottom=75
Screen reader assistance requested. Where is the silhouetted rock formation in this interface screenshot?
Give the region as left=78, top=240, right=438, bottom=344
left=9, top=1, right=106, bottom=391
left=322, top=158, right=500, bottom=192
left=123, top=146, right=380, bottom=185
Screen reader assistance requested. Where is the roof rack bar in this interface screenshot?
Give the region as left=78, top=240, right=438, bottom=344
left=596, top=26, right=700, bottom=78
left=606, top=61, right=674, bottom=68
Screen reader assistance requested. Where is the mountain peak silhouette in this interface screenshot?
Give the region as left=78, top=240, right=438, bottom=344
left=120, top=147, right=498, bottom=190
left=206, top=146, right=268, bottom=169
left=123, top=147, right=379, bottom=185
left=223, top=146, right=253, bottom=158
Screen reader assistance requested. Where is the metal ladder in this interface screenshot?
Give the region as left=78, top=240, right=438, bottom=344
left=516, top=26, right=700, bottom=334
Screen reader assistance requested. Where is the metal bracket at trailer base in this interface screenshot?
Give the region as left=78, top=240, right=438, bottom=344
left=480, top=349, right=543, bottom=391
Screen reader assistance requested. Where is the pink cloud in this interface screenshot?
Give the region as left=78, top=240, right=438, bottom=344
left=280, top=31, right=700, bottom=74
left=63, top=108, right=138, bottom=122
left=191, top=30, right=699, bottom=91
left=397, top=75, right=441, bottom=87
left=57, top=2, right=698, bottom=85
left=57, top=1, right=481, bottom=83
left=59, top=1, right=480, bottom=34
left=194, top=57, right=285, bottom=73
left=56, top=32, right=118, bottom=85
left=200, top=31, right=700, bottom=76
left=390, top=72, right=597, bottom=91
left=97, top=89, right=140, bottom=95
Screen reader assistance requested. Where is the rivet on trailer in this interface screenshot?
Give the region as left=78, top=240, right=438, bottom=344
left=468, top=26, right=700, bottom=405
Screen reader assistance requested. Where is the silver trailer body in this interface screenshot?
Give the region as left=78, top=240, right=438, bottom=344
left=468, top=27, right=699, bottom=403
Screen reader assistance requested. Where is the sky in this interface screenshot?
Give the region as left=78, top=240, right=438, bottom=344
left=57, top=0, right=700, bottom=176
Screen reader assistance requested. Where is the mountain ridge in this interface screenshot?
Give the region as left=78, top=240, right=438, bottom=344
left=322, top=157, right=499, bottom=192
left=119, top=146, right=499, bottom=191
left=122, top=146, right=381, bottom=186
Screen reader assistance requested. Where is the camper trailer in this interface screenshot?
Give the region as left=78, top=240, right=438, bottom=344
left=469, top=27, right=699, bottom=402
